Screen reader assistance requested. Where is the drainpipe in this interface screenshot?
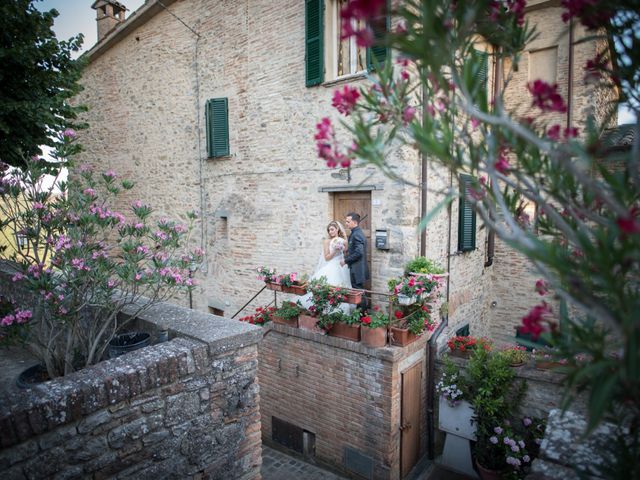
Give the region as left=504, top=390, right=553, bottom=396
left=567, top=19, right=574, bottom=131
left=485, top=50, right=501, bottom=267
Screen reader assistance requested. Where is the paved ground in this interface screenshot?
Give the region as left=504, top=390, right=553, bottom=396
left=261, top=444, right=477, bottom=480
left=261, top=445, right=348, bottom=480
left=0, top=346, right=38, bottom=398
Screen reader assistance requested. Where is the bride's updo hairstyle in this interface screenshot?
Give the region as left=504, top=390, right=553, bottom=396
left=326, top=221, right=347, bottom=240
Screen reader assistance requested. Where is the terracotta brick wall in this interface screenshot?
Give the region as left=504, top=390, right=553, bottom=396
left=259, top=325, right=430, bottom=480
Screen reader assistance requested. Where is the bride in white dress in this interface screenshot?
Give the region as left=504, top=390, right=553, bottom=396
left=300, top=221, right=352, bottom=312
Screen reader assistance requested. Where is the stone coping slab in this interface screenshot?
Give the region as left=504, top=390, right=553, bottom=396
left=121, top=300, right=263, bottom=355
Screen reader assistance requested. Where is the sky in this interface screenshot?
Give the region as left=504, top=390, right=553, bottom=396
left=36, top=0, right=146, bottom=55
left=36, top=0, right=636, bottom=125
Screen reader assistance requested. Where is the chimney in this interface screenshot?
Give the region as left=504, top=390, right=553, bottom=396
left=91, top=0, right=127, bottom=42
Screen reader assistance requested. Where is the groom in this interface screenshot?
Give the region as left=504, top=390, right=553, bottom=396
left=341, top=212, right=369, bottom=311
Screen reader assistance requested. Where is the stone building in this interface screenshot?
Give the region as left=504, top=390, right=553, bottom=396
left=75, top=0, right=615, bottom=347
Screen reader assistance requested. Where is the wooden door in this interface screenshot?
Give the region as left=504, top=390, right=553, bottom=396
left=333, top=192, right=372, bottom=289
left=400, top=362, right=422, bottom=478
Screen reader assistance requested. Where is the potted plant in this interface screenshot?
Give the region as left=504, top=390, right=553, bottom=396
left=391, top=276, right=429, bottom=305
left=279, top=272, right=308, bottom=295
left=360, top=306, right=388, bottom=347
left=257, top=266, right=281, bottom=290
left=298, top=277, right=347, bottom=334
left=390, top=303, right=437, bottom=346
left=531, top=348, right=568, bottom=371
left=327, top=309, right=361, bottom=341
left=447, top=335, right=492, bottom=358
left=465, top=348, right=528, bottom=479
left=239, top=305, right=275, bottom=326
left=404, top=256, right=446, bottom=278
left=498, top=345, right=530, bottom=367
left=436, top=360, right=476, bottom=440
left=272, top=301, right=302, bottom=327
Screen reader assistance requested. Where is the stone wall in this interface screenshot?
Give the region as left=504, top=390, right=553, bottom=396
left=0, top=267, right=263, bottom=479
left=259, top=323, right=430, bottom=480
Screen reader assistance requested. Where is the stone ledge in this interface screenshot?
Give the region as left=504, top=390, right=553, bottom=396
left=0, top=338, right=202, bottom=448
left=122, top=300, right=263, bottom=356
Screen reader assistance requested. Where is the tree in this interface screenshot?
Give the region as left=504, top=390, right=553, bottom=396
left=318, top=0, right=639, bottom=475
left=0, top=0, right=85, bottom=169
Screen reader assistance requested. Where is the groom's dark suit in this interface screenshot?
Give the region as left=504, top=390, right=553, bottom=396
left=344, top=225, right=369, bottom=310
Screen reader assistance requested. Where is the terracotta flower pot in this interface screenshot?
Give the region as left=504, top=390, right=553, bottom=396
left=298, top=314, right=325, bottom=334
left=389, top=327, right=418, bottom=346
left=328, top=322, right=360, bottom=341
left=449, top=348, right=472, bottom=359
left=344, top=289, right=363, bottom=304
left=475, top=460, right=503, bottom=480
left=265, top=282, right=283, bottom=292
left=361, top=327, right=387, bottom=347
left=281, top=283, right=307, bottom=295
left=272, top=315, right=298, bottom=328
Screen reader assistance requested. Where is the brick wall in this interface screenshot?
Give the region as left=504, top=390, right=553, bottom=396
left=259, top=324, right=430, bottom=480
left=0, top=266, right=263, bottom=479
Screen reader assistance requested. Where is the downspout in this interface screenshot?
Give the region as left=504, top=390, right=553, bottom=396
left=567, top=19, right=574, bottom=130
left=420, top=101, right=428, bottom=257
left=485, top=50, right=501, bottom=267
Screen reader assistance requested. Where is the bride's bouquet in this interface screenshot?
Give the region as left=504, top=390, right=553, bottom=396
left=330, top=237, right=346, bottom=253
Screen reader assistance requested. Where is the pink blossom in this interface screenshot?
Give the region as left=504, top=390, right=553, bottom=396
left=332, top=86, right=360, bottom=116
left=63, top=128, right=76, bottom=139
left=547, top=124, right=561, bottom=141
left=507, top=0, right=526, bottom=26
left=470, top=117, right=480, bottom=130
left=403, top=106, right=417, bottom=124
left=400, top=70, right=410, bottom=81
left=523, top=417, right=533, bottom=426
left=83, top=188, right=96, bottom=197
left=33, top=202, right=45, bottom=210
left=520, top=302, right=554, bottom=339
left=617, top=207, right=640, bottom=235
left=560, top=0, right=612, bottom=29
left=107, top=279, right=116, bottom=288
left=1, top=314, right=15, bottom=326
left=564, top=127, right=579, bottom=139
left=136, top=245, right=150, bottom=254
left=12, top=273, right=25, bottom=282
left=527, top=80, right=567, bottom=113
left=104, top=170, right=117, bottom=179
left=535, top=279, right=549, bottom=296
left=132, top=200, right=143, bottom=209
left=494, top=156, right=510, bottom=174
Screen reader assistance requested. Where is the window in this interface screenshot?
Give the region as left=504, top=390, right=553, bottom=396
left=15, top=233, right=28, bottom=251
left=205, top=98, right=229, bottom=158
left=458, top=174, right=477, bottom=252
left=305, top=0, right=389, bottom=86
left=529, top=47, right=558, bottom=84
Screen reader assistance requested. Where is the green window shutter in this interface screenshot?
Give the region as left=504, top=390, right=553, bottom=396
left=476, top=49, right=489, bottom=89
left=206, top=98, right=229, bottom=158
left=367, top=0, right=390, bottom=70
left=305, top=0, right=324, bottom=87
left=458, top=174, right=477, bottom=252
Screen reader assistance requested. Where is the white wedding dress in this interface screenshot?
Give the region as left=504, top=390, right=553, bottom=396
left=300, top=239, right=353, bottom=313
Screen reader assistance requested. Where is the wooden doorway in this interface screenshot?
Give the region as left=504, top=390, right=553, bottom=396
left=400, top=362, right=422, bottom=478
left=332, top=191, right=372, bottom=290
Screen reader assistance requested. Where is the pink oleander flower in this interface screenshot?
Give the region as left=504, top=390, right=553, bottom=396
left=535, top=279, right=549, bottom=296
left=104, top=170, right=117, bottom=179
left=470, top=117, right=480, bottom=130
left=520, top=302, right=555, bottom=339
left=403, top=106, right=417, bottom=124
left=561, top=0, right=612, bottom=29
left=332, top=86, right=360, bottom=116
left=83, top=188, right=96, bottom=197
left=33, top=202, right=45, bottom=210
left=617, top=207, right=640, bottom=235
left=527, top=80, right=567, bottom=113
left=494, top=155, right=510, bottom=174
left=12, top=273, right=26, bottom=282
left=63, top=128, right=76, bottom=139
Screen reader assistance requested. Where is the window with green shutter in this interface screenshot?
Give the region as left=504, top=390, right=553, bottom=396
left=305, top=0, right=324, bottom=87
left=366, top=0, right=390, bottom=71
left=205, top=98, right=229, bottom=158
left=458, top=174, right=477, bottom=252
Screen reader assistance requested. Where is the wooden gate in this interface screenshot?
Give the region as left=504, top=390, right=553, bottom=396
left=400, top=362, right=422, bottom=478
left=332, top=191, right=372, bottom=289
